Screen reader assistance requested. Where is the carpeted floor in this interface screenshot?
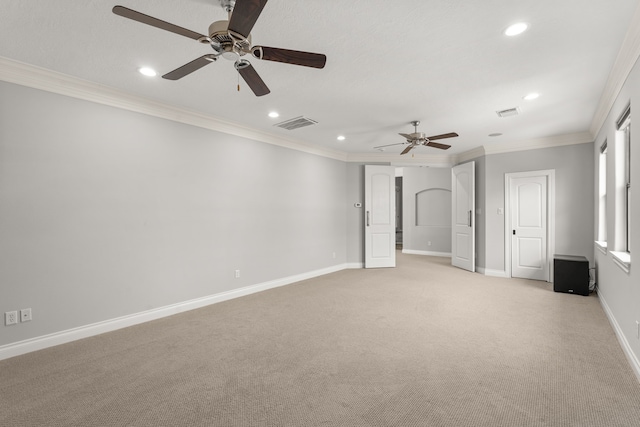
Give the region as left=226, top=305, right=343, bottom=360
left=1, top=253, right=639, bottom=426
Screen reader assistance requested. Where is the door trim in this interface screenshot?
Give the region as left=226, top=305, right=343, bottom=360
left=504, top=169, right=555, bottom=281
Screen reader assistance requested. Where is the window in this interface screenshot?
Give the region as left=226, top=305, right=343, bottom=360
left=626, top=131, right=631, bottom=254
left=612, top=105, right=631, bottom=272
left=597, top=141, right=608, bottom=252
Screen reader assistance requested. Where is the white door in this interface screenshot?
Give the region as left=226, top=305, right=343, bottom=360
left=365, top=165, right=396, bottom=268
left=451, top=161, right=475, bottom=272
left=509, top=174, right=549, bottom=281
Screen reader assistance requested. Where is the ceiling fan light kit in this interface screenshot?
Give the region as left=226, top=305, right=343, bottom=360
left=373, top=121, right=459, bottom=155
left=112, top=0, right=327, bottom=96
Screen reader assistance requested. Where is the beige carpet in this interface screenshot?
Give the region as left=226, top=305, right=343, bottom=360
left=2, top=253, right=640, bottom=426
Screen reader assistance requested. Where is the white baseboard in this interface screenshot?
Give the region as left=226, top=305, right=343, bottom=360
left=402, top=249, right=452, bottom=257
left=477, top=267, right=509, bottom=278
left=599, top=292, right=640, bottom=383
left=347, top=262, right=364, bottom=269
left=0, top=263, right=348, bottom=361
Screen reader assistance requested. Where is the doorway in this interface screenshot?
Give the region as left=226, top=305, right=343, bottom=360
left=505, top=170, right=555, bottom=281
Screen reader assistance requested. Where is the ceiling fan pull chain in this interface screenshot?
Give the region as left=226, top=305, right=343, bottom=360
left=237, top=72, right=240, bottom=92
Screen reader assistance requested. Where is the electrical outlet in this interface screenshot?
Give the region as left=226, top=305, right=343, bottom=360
left=235, top=270, right=240, bottom=279
left=5, top=311, right=18, bottom=326
left=21, top=308, right=32, bottom=322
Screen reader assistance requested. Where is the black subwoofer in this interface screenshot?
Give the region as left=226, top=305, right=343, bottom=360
left=553, top=255, right=589, bottom=296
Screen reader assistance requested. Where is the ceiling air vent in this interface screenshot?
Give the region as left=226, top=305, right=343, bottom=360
left=274, top=116, right=318, bottom=130
left=496, top=107, right=520, bottom=118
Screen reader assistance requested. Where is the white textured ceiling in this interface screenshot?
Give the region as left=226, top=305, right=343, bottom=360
left=1, top=0, right=638, bottom=157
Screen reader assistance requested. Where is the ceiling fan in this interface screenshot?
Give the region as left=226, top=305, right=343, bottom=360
left=112, top=0, right=327, bottom=96
left=374, top=121, right=458, bottom=155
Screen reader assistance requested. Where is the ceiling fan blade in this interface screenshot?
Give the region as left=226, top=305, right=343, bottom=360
left=373, top=142, right=407, bottom=149
left=401, top=145, right=415, bottom=155
left=426, top=132, right=459, bottom=141
left=399, top=133, right=413, bottom=140
left=237, top=63, right=270, bottom=96
left=162, top=55, right=217, bottom=80
left=252, top=46, right=327, bottom=69
left=426, top=141, right=452, bottom=150
left=112, top=6, right=207, bottom=41
left=228, top=0, right=268, bottom=39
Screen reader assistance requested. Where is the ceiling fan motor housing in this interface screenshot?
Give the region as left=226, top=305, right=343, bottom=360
left=208, top=20, right=251, bottom=59
left=406, top=132, right=427, bottom=144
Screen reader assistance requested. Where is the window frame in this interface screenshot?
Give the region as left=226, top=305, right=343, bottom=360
left=617, top=106, right=631, bottom=254
left=596, top=140, right=608, bottom=253
left=611, top=104, right=631, bottom=272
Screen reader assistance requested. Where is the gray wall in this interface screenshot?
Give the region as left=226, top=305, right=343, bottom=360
left=0, top=81, right=347, bottom=347
left=4, top=74, right=633, bottom=369
left=402, top=167, right=452, bottom=254
left=592, top=53, right=640, bottom=369
left=482, top=143, right=595, bottom=273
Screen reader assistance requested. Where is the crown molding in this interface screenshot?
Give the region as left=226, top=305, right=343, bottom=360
left=482, top=132, right=593, bottom=156
left=346, top=152, right=454, bottom=167
left=0, top=57, right=597, bottom=166
left=0, top=57, right=348, bottom=162
left=346, top=132, right=592, bottom=166
left=454, top=146, right=486, bottom=164
left=590, top=3, right=640, bottom=137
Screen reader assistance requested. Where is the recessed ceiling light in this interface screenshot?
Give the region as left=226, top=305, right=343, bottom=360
left=138, top=67, right=157, bottom=77
left=489, top=133, right=503, bottom=137
left=337, top=135, right=346, bottom=141
left=268, top=111, right=280, bottom=118
left=505, top=22, right=528, bottom=36
left=523, top=92, right=540, bottom=101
